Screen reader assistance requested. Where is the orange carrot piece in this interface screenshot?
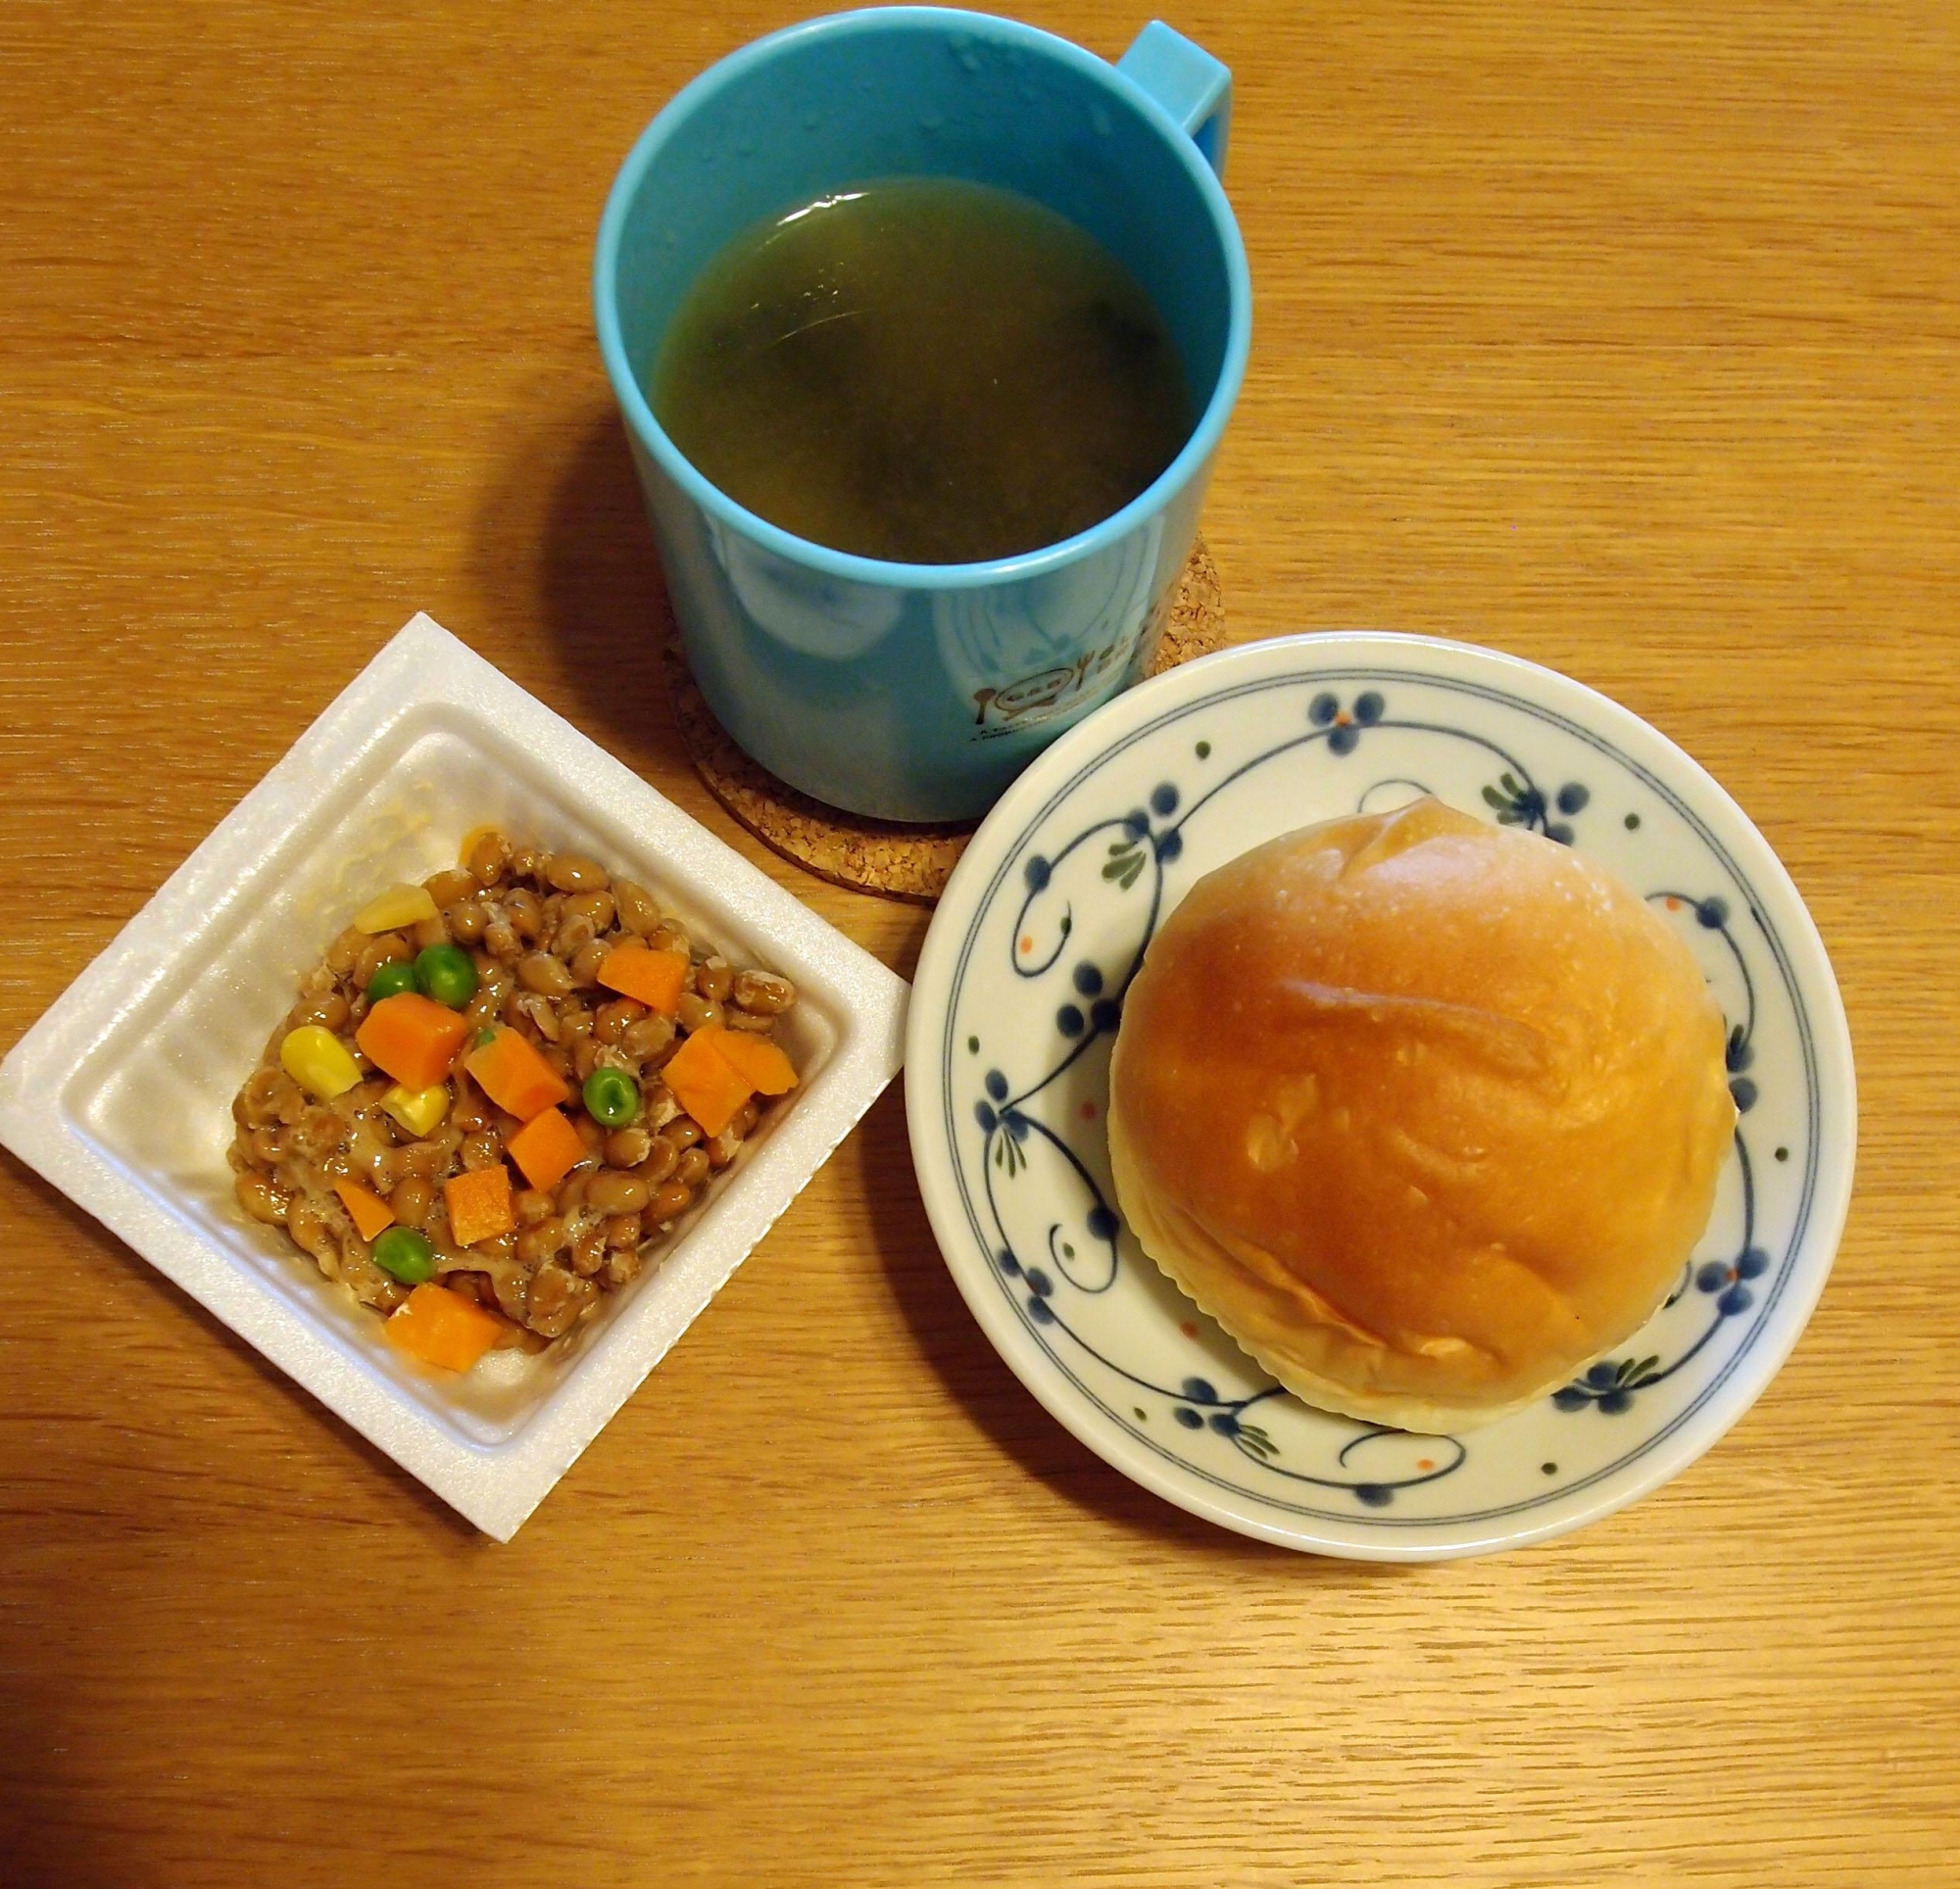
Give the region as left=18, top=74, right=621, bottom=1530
left=595, top=944, right=691, bottom=1017
left=661, top=1025, right=755, bottom=1138
left=385, top=1283, right=506, bottom=1373
left=443, top=1164, right=515, bottom=1248
left=333, top=1178, right=396, bottom=1242
left=505, top=1106, right=585, bottom=1191
left=465, top=1027, right=571, bottom=1122
left=356, top=992, right=471, bottom=1090
left=710, top=1030, right=799, bottom=1097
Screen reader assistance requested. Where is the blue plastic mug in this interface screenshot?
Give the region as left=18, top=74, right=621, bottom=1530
left=595, top=9, right=1250, bottom=823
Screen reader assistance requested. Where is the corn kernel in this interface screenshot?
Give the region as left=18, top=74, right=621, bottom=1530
left=280, top=1025, right=362, bottom=1101
left=380, top=1082, right=451, bottom=1137
left=353, top=883, right=440, bottom=935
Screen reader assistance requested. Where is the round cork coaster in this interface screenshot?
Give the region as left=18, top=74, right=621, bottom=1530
left=668, top=536, right=1225, bottom=904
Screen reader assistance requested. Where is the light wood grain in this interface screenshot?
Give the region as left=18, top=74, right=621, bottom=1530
left=3, top=2, right=1957, bottom=1883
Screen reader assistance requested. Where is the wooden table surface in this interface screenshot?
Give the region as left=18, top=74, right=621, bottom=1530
left=4, top=3, right=1956, bottom=1883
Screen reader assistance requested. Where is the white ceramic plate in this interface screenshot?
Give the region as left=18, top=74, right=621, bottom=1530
left=0, top=615, right=908, bottom=1540
left=906, top=634, right=1853, bottom=1559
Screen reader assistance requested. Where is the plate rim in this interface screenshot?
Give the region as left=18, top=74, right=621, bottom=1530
left=906, top=631, right=1856, bottom=1559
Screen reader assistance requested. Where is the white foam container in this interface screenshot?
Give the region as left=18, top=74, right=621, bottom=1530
left=0, top=614, right=908, bottom=1538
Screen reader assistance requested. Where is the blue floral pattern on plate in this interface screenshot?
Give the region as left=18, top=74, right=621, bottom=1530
left=906, top=635, right=1854, bottom=1559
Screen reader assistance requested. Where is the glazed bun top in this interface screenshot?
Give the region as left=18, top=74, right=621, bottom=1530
left=1105, top=798, right=1735, bottom=1432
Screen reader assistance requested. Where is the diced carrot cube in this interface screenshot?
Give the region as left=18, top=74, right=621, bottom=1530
left=356, top=993, right=471, bottom=1090
left=465, top=1027, right=571, bottom=1122
left=661, top=1025, right=755, bottom=1138
left=505, top=1106, right=585, bottom=1192
left=385, top=1283, right=506, bottom=1373
left=332, top=1178, right=396, bottom=1242
left=595, top=944, right=691, bottom=1017
left=443, top=1164, right=515, bottom=1248
left=710, top=1030, right=798, bottom=1097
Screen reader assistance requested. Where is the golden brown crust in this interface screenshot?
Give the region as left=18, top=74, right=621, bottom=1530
left=1106, top=799, right=1735, bottom=1431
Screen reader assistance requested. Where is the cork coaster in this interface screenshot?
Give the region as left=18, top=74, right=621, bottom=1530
left=668, top=535, right=1225, bottom=904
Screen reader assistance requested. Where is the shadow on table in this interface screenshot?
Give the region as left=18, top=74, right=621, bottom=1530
left=470, top=396, right=686, bottom=779
left=0, top=1667, right=122, bottom=1889
left=852, top=1092, right=1409, bottom=1580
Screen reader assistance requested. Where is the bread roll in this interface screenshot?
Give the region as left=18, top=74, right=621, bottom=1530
left=1106, top=798, right=1735, bottom=1431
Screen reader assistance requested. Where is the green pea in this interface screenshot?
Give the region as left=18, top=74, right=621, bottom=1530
left=583, top=1066, right=641, bottom=1129
left=414, top=943, right=479, bottom=1009
left=366, top=959, right=417, bottom=1004
left=371, top=1226, right=436, bottom=1286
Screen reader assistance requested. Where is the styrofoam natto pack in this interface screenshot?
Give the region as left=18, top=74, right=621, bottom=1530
left=0, top=614, right=908, bottom=1538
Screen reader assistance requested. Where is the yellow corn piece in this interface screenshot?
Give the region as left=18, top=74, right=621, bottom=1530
left=280, top=1025, right=362, bottom=1101
left=353, top=883, right=439, bottom=934
left=380, top=1081, right=450, bottom=1138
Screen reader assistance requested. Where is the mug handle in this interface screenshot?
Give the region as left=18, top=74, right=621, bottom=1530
left=1116, top=21, right=1232, bottom=177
